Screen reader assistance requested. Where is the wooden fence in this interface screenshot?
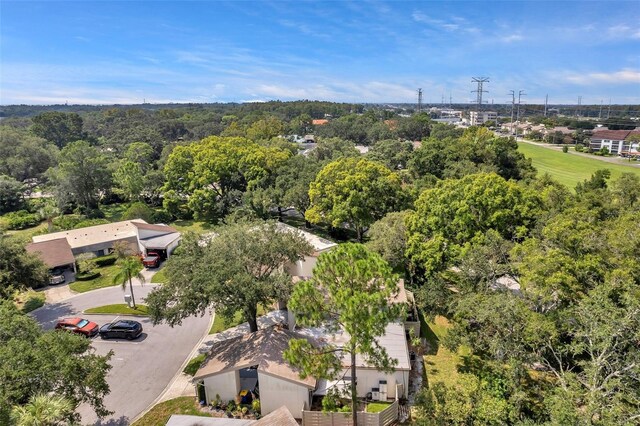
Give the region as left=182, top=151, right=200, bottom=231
left=302, top=400, right=398, bottom=426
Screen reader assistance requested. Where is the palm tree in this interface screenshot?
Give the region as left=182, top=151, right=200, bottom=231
left=11, top=394, right=74, bottom=426
left=38, top=203, right=59, bottom=233
left=112, top=256, right=145, bottom=309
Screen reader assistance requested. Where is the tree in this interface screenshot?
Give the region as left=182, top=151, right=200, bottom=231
left=121, top=201, right=155, bottom=223
left=124, top=142, right=156, bottom=171
left=284, top=243, right=403, bottom=424
left=366, top=211, right=410, bottom=272
left=46, top=141, right=112, bottom=211
left=38, top=201, right=59, bottom=233
left=406, top=173, right=540, bottom=276
left=0, top=126, right=58, bottom=182
left=147, top=221, right=312, bottom=332
left=0, top=300, right=112, bottom=421
left=0, top=175, right=24, bottom=214
left=367, top=139, right=414, bottom=170
left=31, top=112, right=85, bottom=149
left=114, top=160, right=145, bottom=201
left=309, top=137, right=360, bottom=162
left=0, top=233, right=49, bottom=298
left=112, top=257, right=145, bottom=309
left=162, top=136, right=291, bottom=221
left=306, top=157, right=405, bottom=242
left=11, top=394, right=74, bottom=426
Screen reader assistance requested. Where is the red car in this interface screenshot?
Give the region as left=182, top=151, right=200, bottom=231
left=142, top=251, right=160, bottom=268
left=55, top=318, right=99, bottom=337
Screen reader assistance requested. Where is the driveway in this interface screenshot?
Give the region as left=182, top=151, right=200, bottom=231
left=31, top=282, right=212, bottom=425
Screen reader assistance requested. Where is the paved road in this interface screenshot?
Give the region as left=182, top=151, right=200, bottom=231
left=31, top=283, right=212, bottom=425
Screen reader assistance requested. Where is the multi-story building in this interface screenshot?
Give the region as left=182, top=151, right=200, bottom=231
left=469, top=111, right=498, bottom=126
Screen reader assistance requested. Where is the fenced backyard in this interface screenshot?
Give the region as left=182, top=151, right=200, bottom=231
left=302, top=400, right=398, bottom=426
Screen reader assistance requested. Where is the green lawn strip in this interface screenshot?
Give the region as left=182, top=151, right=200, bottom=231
left=183, top=353, right=207, bottom=376
left=100, top=203, right=128, bottom=222
left=366, top=401, right=393, bottom=413
left=517, top=141, right=640, bottom=189
left=209, top=305, right=267, bottom=334
left=84, top=304, right=149, bottom=316
left=69, top=264, right=122, bottom=293
left=169, top=219, right=215, bottom=234
left=4, top=221, right=48, bottom=242
left=131, top=397, right=211, bottom=426
left=150, top=268, right=167, bottom=283
left=422, top=315, right=472, bottom=389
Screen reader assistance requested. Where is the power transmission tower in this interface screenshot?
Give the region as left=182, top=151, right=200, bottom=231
left=544, top=94, right=548, bottom=117
left=577, top=96, right=582, bottom=117
left=599, top=100, right=603, bottom=119
left=449, top=92, right=452, bottom=108
left=607, top=98, right=611, bottom=119
left=517, top=90, right=526, bottom=122
left=417, top=88, right=423, bottom=113
left=471, top=77, right=489, bottom=113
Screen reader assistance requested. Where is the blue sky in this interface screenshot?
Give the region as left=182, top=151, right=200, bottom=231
left=1, top=1, right=639, bottom=105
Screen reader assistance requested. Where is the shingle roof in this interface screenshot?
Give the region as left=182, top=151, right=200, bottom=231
left=194, top=326, right=317, bottom=388
left=591, top=130, right=632, bottom=141
left=26, top=238, right=75, bottom=268
left=165, top=406, right=297, bottom=426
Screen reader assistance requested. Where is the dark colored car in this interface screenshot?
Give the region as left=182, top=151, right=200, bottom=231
left=142, top=252, right=160, bottom=268
left=99, top=320, right=143, bottom=340
left=55, top=318, right=99, bottom=337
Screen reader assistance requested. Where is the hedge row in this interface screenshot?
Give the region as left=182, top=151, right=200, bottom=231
left=75, top=271, right=101, bottom=281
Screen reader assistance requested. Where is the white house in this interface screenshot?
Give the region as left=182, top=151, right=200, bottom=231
left=277, top=222, right=337, bottom=278
left=193, top=327, right=317, bottom=419
left=28, top=219, right=181, bottom=269
left=588, top=129, right=640, bottom=155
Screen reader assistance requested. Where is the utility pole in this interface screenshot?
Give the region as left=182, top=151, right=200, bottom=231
left=417, top=88, right=423, bottom=113
left=515, top=90, right=526, bottom=140
left=509, top=90, right=515, bottom=134
left=544, top=94, right=548, bottom=117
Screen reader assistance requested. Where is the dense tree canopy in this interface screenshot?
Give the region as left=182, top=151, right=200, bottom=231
left=0, top=233, right=49, bottom=298
left=0, top=126, right=58, bottom=182
left=0, top=301, right=113, bottom=422
left=147, top=221, right=312, bottom=332
left=30, top=111, right=85, bottom=149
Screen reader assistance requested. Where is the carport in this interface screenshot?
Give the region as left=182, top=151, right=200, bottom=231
left=26, top=237, right=77, bottom=272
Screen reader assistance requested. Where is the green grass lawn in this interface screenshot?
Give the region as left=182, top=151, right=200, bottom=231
left=183, top=353, right=207, bottom=376
left=170, top=219, right=215, bottom=234
left=130, top=397, right=212, bottom=426
left=84, top=303, right=149, bottom=315
left=100, top=203, right=128, bottom=222
left=422, top=315, right=472, bottom=389
left=517, top=141, right=640, bottom=189
left=366, top=401, right=393, bottom=413
left=69, top=264, right=123, bottom=293
left=3, top=221, right=48, bottom=243
left=150, top=268, right=167, bottom=283
left=209, top=305, right=268, bottom=334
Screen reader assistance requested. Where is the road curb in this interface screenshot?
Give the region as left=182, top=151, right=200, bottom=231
left=129, top=311, right=216, bottom=424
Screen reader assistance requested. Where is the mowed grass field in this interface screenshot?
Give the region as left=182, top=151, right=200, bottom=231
left=517, top=142, right=640, bottom=189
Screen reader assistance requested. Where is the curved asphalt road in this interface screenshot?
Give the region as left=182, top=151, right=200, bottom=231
left=31, top=282, right=212, bottom=425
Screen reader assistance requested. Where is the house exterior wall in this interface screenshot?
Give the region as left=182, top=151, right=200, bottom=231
left=166, top=238, right=180, bottom=256
left=202, top=370, right=240, bottom=404
left=285, top=255, right=319, bottom=278
left=345, top=368, right=410, bottom=400
left=258, top=371, right=310, bottom=419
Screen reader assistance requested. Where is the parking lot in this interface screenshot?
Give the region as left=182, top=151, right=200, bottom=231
left=31, top=284, right=211, bottom=425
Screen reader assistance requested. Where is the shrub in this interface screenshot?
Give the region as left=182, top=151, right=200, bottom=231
left=3, top=210, right=41, bottom=230
left=575, top=143, right=584, bottom=152
left=152, top=209, right=173, bottom=224
left=22, top=294, right=45, bottom=312
left=75, top=271, right=101, bottom=281
left=94, top=255, right=117, bottom=267
left=562, top=146, right=568, bottom=153
left=122, top=202, right=155, bottom=223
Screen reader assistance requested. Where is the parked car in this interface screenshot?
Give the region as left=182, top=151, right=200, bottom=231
left=142, top=252, right=160, bottom=268
left=49, top=271, right=66, bottom=285
left=55, top=318, right=99, bottom=337
left=99, top=320, right=143, bottom=340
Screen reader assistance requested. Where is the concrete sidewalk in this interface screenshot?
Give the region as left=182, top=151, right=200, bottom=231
left=154, top=309, right=288, bottom=403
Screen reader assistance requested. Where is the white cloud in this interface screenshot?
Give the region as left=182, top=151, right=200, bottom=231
left=500, top=34, right=524, bottom=43
left=565, top=69, right=640, bottom=85
left=607, top=24, right=640, bottom=39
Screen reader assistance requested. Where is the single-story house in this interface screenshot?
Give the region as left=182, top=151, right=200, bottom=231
left=28, top=219, right=180, bottom=268
left=193, top=327, right=318, bottom=419
left=277, top=222, right=337, bottom=278
left=165, top=405, right=298, bottom=426
left=310, top=322, right=411, bottom=401
left=588, top=129, right=640, bottom=155
left=26, top=237, right=77, bottom=272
